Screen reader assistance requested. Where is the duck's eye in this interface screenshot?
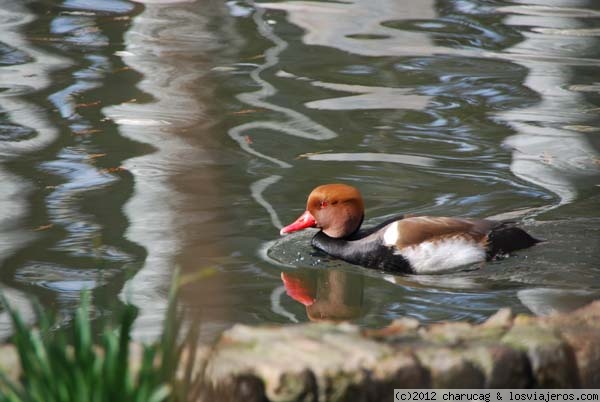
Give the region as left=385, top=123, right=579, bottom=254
left=320, top=201, right=328, bottom=208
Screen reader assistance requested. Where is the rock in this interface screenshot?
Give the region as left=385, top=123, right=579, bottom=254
left=462, top=345, right=532, bottom=388
left=371, top=352, right=430, bottom=390
left=414, top=346, right=485, bottom=388
left=364, top=317, right=420, bottom=342
left=542, top=300, right=600, bottom=387
left=558, top=327, right=600, bottom=387
left=482, top=308, right=514, bottom=329
left=201, top=302, right=600, bottom=399
left=501, top=322, right=578, bottom=387
left=419, top=322, right=475, bottom=346
left=204, top=322, right=428, bottom=402
left=416, top=319, right=507, bottom=347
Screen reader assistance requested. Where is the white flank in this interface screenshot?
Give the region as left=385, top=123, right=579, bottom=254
left=382, top=221, right=400, bottom=246
left=400, top=237, right=486, bottom=274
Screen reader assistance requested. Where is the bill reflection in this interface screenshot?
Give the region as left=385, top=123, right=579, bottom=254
left=282, top=269, right=364, bottom=322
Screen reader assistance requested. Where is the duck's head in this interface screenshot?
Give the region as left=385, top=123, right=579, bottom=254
left=280, top=183, right=364, bottom=238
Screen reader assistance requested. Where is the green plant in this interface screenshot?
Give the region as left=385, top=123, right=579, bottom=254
left=0, top=270, right=206, bottom=402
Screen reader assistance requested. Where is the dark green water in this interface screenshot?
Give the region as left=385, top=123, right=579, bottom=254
left=0, top=0, right=599, bottom=339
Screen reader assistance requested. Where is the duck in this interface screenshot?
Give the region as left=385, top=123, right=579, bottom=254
left=279, top=183, right=540, bottom=274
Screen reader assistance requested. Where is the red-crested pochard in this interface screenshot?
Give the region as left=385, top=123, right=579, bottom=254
left=280, top=184, right=540, bottom=274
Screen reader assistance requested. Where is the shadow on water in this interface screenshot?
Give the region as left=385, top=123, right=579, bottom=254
left=0, top=0, right=599, bottom=340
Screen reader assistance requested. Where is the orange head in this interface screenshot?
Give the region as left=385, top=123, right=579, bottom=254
left=280, top=184, right=365, bottom=238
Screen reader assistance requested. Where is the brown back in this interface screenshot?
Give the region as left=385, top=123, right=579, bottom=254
left=395, top=216, right=495, bottom=248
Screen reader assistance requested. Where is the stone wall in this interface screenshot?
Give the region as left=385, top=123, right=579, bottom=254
left=1, top=301, right=599, bottom=401
left=202, top=301, right=600, bottom=402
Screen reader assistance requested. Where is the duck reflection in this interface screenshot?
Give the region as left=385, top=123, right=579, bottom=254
left=281, top=269, right=364, bottom=322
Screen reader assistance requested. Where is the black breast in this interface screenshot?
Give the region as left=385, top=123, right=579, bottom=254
left=311, top=230, right=413, bottom=273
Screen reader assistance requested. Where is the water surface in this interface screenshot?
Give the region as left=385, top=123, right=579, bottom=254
left=0, top=0, right=599, bottom=339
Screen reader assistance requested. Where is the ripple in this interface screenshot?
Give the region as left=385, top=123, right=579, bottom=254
left=61, top=0, right=135, bottom=14
left=0, top=123, right=36, bottom=142
left=266, top=229, right=324, bottom=269
left=41, top=158, right=117, bottom=191
left=1, top=0, right=599, bottom=335
left=533, top=27, right=600, bottom=37
left=345, top=33, right=391, bottom=40
left=497, top=5, right=600, bottom=18
left=338, top=64, right=377, bottom=75
left=305, top=82, right=430, bottom=111
left=226, top=0, right=253, bottom=17
left=383, top=18, right=482, bottom=36
left=16, top=262, right=119, bottom=294
left=258, top=0, right=444, bottom=58
left=0, top=41, right=32, bottom=66
left=304, top=152, right=436, bottom=167
left=569, top=83, right=600, bottom=93
left=114, top=118, right=172, bottom=126
left=0, top=85, right=37, bottom=97
left=50, top=16, right=109, bottom=47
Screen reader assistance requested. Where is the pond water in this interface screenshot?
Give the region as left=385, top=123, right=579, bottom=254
left=0, top=0, right=599, bottom=340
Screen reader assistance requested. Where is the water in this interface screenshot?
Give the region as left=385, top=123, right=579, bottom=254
left=0, top=0, right=599, bottom=340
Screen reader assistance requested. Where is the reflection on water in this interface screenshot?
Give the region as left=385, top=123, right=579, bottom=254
left=259, top=0, right=442, bottom=57
left=0, top=0, right=599, bottom=339
left=498, top=3, right=600, bottom=208
left=228, top=6, right=336, bottom=173
left=282, top=270, right=364, bottom=322
left=277, top=70, right=432, bottom=111
left=0, top=0, right=68, bottom=335
left=104, top=1, right=242, bottom=338
left=268, top=218, right=600, bottom=322
left=0, top=1, right=66, bottom=272
left=254, top=0, right=600, bottom=323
